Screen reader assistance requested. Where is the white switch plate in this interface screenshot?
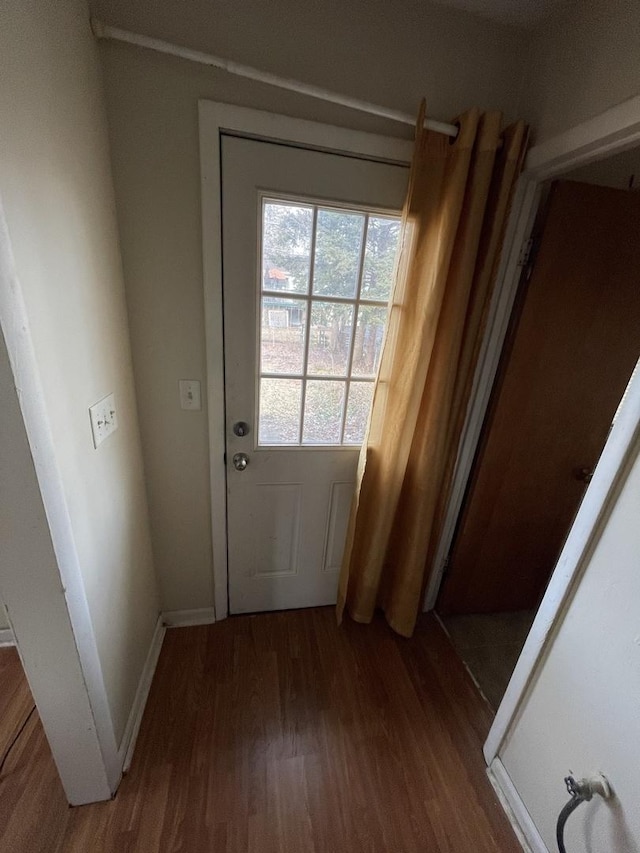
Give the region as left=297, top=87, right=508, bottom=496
left=179, top=379, right=201, bottom=410
left=89, top=393, right=118, bottom=448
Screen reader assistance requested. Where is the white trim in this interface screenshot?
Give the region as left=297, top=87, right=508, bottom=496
left=109, top=610, right=218, bottom=775
left=488, top=759, right=548, bottom=853
left=478, top=97, right=640, bottom=766
left=0, top=627, right=15, bottom=647
left=199, top=101, right=413, bottom=620
left=525, top=94, right=640, bottom=181
left=92, top=20, right=455, bottom=140
left=161, top=607, right=217, bottom=628
left=118, top=614, right=165, bottom=773
left=484, top=361, right=640, bottom=762
left=0, top=200, right=117, bottom=803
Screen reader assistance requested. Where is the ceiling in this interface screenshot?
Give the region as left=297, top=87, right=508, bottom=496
left=430, top=0, right=571, bottom=28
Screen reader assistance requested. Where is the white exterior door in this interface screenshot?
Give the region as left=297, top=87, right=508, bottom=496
left=221, top=134, right=407, bottom=613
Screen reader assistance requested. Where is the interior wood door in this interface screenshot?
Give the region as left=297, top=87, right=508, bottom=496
left=438, top=180, right=640, bottom=615
left=221, top=135, right=407, bottom=614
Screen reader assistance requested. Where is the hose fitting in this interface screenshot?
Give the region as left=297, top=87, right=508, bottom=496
left=557, top=773, right=612, bottom=852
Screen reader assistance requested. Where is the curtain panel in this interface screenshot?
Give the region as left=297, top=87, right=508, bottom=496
left=337, top=102, right=529, bottom=637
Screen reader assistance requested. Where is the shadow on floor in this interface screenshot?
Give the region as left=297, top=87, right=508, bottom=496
left=440, top=610, right=536, bottom=710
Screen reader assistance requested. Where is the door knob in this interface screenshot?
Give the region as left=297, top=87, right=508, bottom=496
left=575, top=466, right=594, bottom=484
left=232, top=452, right=249, bottom=471
left=233, top=421, right=250, bottom=437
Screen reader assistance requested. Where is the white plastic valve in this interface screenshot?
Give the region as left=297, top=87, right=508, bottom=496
left=585, top=773, right=612, bottom=800
left=564, top=772, right=613, bottom=802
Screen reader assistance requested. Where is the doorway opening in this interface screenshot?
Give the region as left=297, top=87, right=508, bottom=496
left=435, top=144, right=640, bottom=710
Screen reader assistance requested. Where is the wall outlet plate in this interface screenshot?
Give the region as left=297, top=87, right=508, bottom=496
left=89, top=393, right=118, bottom=448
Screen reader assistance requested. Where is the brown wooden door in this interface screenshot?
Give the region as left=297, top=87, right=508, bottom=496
left=438, top=180, right=640, bottom=615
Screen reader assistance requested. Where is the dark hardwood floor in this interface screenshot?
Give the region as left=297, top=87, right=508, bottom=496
left=0, top=611, right=520, bottom=852
left=0, top=647, right=68, bottom=852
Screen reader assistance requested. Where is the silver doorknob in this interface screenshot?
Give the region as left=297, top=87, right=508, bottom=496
left=233, top=421, right=250, bottom=437
left=232, top=452, right=249, bottom=471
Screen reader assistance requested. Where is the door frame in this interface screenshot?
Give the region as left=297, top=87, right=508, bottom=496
left=437, top=95, right=640, bottom=766
left=198, top=101, right=413, bottom=620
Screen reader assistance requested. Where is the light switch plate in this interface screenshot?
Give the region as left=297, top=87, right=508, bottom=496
left=89, top=393, right=118, bottom=448
left=179, top=379, right=201, bottom=410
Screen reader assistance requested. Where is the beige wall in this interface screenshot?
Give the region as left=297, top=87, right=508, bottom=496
left=99, top=2, right=529, bottom=612
left=0, top=0, right=159, bottom=744
left=522, top=0, right=640, bottom=142
left=93, top=0, right=528, bottom=124
left=501, top=434, right=640, bottom=851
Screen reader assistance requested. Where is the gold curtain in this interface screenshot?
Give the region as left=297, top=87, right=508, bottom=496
left=337, top=103, right=529, bottom=637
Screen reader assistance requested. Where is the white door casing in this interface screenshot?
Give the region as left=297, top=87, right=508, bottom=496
left=479, top=97, right=640, bottom=766
left=221, top=135, right=408, bottom=613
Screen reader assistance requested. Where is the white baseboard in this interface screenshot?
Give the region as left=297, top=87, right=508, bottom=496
left=488, top=758, right=548, bottom=853
left=118, top=614, right=165, bottom=773
left=0, top=627, right=15, bottom=647
left=114, top=608, right=216, bottom=776
left=161, top=607, right=216, bottom=628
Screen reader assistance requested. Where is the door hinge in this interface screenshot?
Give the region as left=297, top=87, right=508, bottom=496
left=517, top=237, right=533, bottom=269
left=441, top=555, right=451, bottom=577
left=518, top=235, right=540, bottom=281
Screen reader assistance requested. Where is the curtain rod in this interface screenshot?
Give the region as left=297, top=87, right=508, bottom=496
left=90, top=19, right=459, bottom=140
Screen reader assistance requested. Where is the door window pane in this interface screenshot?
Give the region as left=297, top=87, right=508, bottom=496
left=351, top=306, right=387, bottom=377
left=312, top=209, right=365, bottom=298
left=259, top=378, right=302, bottom=444
left=360, top=216, right=401, bottom=302
left=307, top=301, right=353, bottom=376
left=260, top=297, right=307, bottom=375
left=302, top=381, right=346, bottom=444
left=257, top=201, right=399, bottom=446
left=344, top=382, right=375, bottom=444
left=262, top=202, right=313, bottom=295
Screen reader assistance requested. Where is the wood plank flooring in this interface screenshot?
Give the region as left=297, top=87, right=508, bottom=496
left=0, top=647, right=33, bottom=750
left=0, top=647, right=69, bottom=853
left=0, top=611, right=520, bottom=852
